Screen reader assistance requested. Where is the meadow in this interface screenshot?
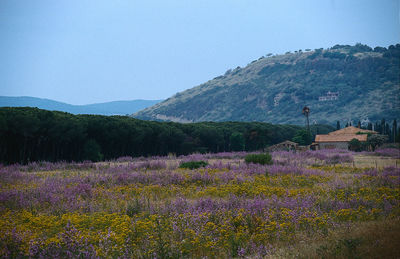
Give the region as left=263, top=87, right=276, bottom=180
left=0, top=149, right=399, bottom=258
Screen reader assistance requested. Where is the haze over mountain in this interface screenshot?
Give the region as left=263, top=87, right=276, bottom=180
left=134, top=44, right=400, bottom=125
left=0, top=96, right=161, bottom=116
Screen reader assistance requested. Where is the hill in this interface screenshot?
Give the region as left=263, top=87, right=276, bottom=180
left=0, top=96, right=162, bottom=115
left=134, top=43, right=400, bottom=125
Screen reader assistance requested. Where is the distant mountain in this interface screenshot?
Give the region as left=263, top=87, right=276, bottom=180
left=134, top=43, right=400, bottom=125
left=0, top=96, right=162, bottom=115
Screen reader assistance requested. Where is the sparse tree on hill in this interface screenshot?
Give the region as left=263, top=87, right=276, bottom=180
left=336, top=121, right=340, bottom=130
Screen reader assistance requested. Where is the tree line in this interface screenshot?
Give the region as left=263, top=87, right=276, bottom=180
left=0, top=107, right=311, bottom=164
left=337, top=119, right=399, bottom=143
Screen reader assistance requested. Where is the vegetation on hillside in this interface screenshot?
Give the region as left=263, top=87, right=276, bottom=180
left=0, top=107, right=334, bottom=164
left=134, top=43, right=400, bottom=125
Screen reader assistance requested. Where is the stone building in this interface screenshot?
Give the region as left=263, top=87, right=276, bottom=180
left=268, top=140, right=298, bottom=151
left=314, top=126, right=377, bottom=150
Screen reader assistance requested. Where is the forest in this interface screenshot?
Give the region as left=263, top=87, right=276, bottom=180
left=0, top=107, right=335, bottom=164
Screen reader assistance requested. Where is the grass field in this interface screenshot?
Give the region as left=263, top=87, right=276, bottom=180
left=353, top=155, right=399, bottom=169
left=0, top=149, right=399, bottom=258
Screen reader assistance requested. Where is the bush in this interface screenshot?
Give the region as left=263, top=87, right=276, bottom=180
left=244, top=153, right=273, bottom=165
left=179, top=161, right=208, bottom=169
left=349, top=138, right=362, bottom=151
left=126, top=199, right=143, bottom=217
left=368, top=134, right=389, bottom=151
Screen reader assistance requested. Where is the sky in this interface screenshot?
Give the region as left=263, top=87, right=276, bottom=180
left=0, top=0, right=399, bottom=105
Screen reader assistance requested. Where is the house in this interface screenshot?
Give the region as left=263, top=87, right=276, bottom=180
left=318, top=91, right=339, bottom=101
left=268, top=140, right=298, bottom=152
left=314, top=126, right=377, bottom=150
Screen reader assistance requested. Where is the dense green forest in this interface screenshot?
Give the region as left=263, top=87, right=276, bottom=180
left=0, top=107, right=334, bottom=164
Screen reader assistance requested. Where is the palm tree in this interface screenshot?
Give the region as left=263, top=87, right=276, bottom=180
left=302, top=106, right=310, bottom=134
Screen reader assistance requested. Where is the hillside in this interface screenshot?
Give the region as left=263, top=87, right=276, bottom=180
left=134, top=44, right=400, bottom=125
left=0, top=96, right=162, bottom=115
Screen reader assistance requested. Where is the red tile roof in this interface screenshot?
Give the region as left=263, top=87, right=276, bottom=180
left=315, top=134, right=368, bottom=142
left=315, top=126, right=376, bottom=143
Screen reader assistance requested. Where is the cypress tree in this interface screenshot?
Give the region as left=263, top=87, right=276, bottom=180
left=375, top=122, right=380, bottom=134
left=381, top=119, right=386, bottom=135
left=398, top=125, right=400, bottom=143
left=385, top=123, right=390, bottom=135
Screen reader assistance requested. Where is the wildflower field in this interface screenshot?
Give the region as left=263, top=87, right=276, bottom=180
left=1, top=149, right=399, bottom=258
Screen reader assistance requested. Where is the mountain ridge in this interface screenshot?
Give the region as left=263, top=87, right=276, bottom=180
left=133, top=43, right=400, bottom=125
left=0, top=96, right=162, bottom=115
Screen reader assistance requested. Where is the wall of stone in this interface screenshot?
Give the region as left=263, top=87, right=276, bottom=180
left=319, top=142, right=349, bottom=150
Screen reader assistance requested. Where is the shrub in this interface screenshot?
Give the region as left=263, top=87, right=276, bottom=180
left=126, top=199, right=142, bottom=217
left=244, top=153, right=273, bottom=165
left=179, top=161, right=208, bottom=169
left=349, top=138, right=362, bottom=151
left=368, top=134, right=389, bottom=151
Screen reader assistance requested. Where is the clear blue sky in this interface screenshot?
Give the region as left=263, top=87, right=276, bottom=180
left=1, top=0, right=399, bottom=104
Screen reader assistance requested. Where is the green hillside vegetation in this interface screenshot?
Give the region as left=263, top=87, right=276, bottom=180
left=134, top=43, right=400, bottom=125
left=0, top=107, right=334, bottom=164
